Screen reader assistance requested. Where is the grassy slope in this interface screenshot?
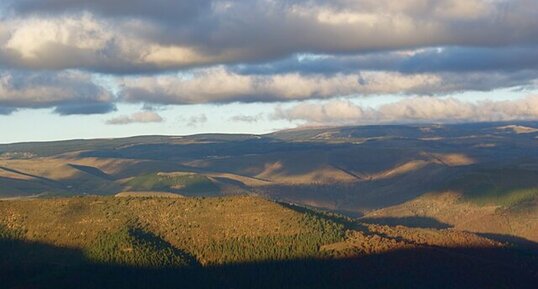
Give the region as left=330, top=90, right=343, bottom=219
left=449, top=168, right=538, bottom=207
left=365, top=192, right=538, bottom=243
left=124, top=173, right=219, bottom=196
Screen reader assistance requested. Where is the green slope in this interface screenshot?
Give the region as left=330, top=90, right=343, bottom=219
left=124, top=172, right=220, bottom=196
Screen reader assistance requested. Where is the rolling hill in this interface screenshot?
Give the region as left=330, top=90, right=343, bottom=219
left=0, top=121, right=537, bottom=246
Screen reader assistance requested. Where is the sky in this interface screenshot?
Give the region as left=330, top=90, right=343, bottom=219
left=1, top=0, right=538, bottom=143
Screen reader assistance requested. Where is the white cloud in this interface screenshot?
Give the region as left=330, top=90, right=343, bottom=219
left=106, top=111, right=163, bottom=125
left=0, top=14, right=214, bottom=72
left=274, top=95, right=538, bottom=125
left=119, top=67, right=442, bottom=104
left=118, top=68, right=538, bottom=105
left=5, top=14, right=112, bottom=59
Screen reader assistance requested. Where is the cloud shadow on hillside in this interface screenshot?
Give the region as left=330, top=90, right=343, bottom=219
left=1, top=236, right=537, bottom=289
left=476, top=233, right=538, bottom=250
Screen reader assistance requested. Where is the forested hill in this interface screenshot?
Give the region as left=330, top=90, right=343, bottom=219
left=1, top=195, right=537, bottom=289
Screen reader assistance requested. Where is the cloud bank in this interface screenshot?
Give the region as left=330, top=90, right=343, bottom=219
left=0, top=0, right=537, bottom=123
left=1, top=0, right=538, bottom=72
left=275, top=95, right=538, bottom=125
left=118, top=68, right=538, bottom=104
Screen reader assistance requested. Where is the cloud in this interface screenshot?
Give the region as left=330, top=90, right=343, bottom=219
left=118, top=67, right=538, bottom=105
left=399, top=47, right=538, bottom=73
left=0, top=106, right=16, bottom=115
left=231, top=53, right=404, bottom=76
left=1, top=1, right=537, bottom=72
left=9, top=0, right=211, bottom=24
left=229, top=114, right=264, bottom=123
left=0, top=0, right=537, bottom=114
left=0, top=14, right=216, bottom=74
left=275, top=100, right=368, bottom=125
left=1, top=66, right=534, bottom=113
left=118, top=68, right=437, bottom=104
left=184, top=114, right=208, bottom=127
left=233, top=46, right=538, bottom=76
left=55, top=103, right=117, bottom=115
left=106, top=111, right=163, bottom=125
left=0, top=70, right=115, bottom=114
left=274, top=95, right=538, bottom=125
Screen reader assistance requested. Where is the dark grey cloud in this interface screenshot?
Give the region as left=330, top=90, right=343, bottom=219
left=54, top=102, right=116, bottom=115
left=400, top=46, right=538, bottom=73
left=231, top=53, right=403, bottom=75
left=232, top=46, right=538, bottom=76
left=6, top=0, right=212, bottom=25
left=0, top=106, right=16, bottom=115
left=0, top=70, right=115, bottom=115
left=422, top=71, right=538, bottom=95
